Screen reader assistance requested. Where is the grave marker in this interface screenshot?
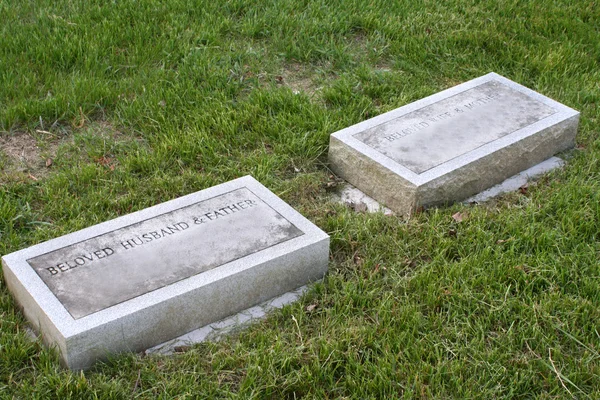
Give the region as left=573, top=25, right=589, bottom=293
left=329, top=73, right=579, bottom=214
left=2, top=176, right=329, bottom=369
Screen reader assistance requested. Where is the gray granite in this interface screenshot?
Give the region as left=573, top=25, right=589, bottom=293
left=146, top=284, right=311, bottom=355
left=465, top=156, right=565, bottom=203
left=332, top=157, right=565, bottom=211
left=329, top=73, right=579, bottom=215
left=333, top=184, right=394, bottom=215
left=28, top=188, right=302, bottom=319
left=354, top=81, right=556, bottom=173
left=2, top=176, right=329, bottom=370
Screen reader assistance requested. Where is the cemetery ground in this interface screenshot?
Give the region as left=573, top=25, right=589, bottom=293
left=0, top=0, right=599, bottom=398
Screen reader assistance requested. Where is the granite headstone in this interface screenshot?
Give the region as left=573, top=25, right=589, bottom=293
left=328, top=73, right=579, bottom=214
left=2, top=176, right=329, bottom=369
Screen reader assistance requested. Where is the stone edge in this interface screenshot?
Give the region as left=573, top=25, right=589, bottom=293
left=328, top=136, right=417, bottom=215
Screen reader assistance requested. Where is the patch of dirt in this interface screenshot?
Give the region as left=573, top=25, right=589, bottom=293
left=0, top=132, right=42, bottom=167
left=0, top=132, right=57, bottom=181
left=277, top=63, right=321, bottom=97
left=0, top=121, right=138, bottom=183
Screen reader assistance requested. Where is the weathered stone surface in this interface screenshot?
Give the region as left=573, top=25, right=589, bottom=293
left=146, top=284, right=311, bottom=355
left=28, top=188, right=303, bottom=319
left=331, top=156, right=565, bottom=213
left=329, top=73, right=579, bottom=214
left=465, top=156, right=565, bottom=203
left=2, top=176, right=329, bottom=370
left=333, top=184, right=393, bottom=215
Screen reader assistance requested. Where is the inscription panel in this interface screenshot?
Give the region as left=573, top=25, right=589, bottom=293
left=27, top=188, right=303, bottom=319
left=353, top=80, right=557, bottom=173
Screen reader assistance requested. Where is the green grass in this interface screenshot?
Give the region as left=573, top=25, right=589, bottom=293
left=1, top=0, right=600, bottom=397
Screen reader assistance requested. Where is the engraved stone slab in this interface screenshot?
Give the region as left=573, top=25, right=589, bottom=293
left=28, top=188, right=303, bottom=319
left=329, top=73, right=579, bottom=214
left=2, top=176, right=329, bottom=369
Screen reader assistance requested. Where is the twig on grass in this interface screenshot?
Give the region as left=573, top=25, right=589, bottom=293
left=74, top=107, right=86, bottom=128
left=132, top=369, right=141, bottom=394
left=291, top=315, right=303, bottom=345
left=35, top=129, right=58, bottom=138
left=548, top=349, right=574, bottom=398
left=525, top=341, right=541, bottom=359
left=321, top=349, right=335, bottom=369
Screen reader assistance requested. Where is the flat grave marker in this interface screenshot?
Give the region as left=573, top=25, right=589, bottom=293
left=329, top=73, right=579, bottom=214
left=2, top=176, right=329, bottom=370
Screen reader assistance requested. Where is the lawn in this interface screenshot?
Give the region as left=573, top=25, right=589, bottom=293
left=1, top=0, right=600, bottom=398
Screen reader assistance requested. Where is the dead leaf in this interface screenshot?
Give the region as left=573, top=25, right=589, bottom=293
left=519, top=183, right=529, bottom=195
left=496, top=238, right=513, bottom=244
left=174, top=345, right=191, bottom=353
left=305, top=304, right=317, bottom=312
left=275, top=75, right=284, bottom=84
left=28, top=173, right=38, bottom=181
left=404, top=257, right=418, bottom=269
left=452, top=212, right=465, bottom=223
left=74, top=106, right=86, bottom=128
left=45, top=158, right=53, bottom=167
left=351, top=202, right=368, bottom=213
left=96, top=156, right=113, bottom=166
left=353, top=253, right=363, bottom=266
left=413, top=206, right=425, bottom=215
